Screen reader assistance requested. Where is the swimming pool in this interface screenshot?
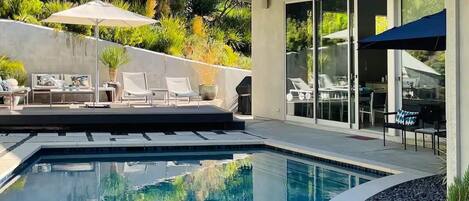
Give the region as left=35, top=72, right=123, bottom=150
left=0, top=149, right=384, bottom=201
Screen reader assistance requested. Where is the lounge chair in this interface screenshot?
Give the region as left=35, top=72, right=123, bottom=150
left=165, top=77, right=200, bottom=107
left=287, top=78, right=313, bottom=101
left=122, top=72, right=154, bottom=105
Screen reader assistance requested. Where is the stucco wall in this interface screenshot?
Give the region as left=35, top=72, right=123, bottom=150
left=0, top=19, right=250, bottom=110
left=251, top=0, right=286, bottom=120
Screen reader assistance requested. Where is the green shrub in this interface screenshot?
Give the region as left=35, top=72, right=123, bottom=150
left=286, top=17, right=312, bottom=52
left=0, top=0, right=253, bottom=69
left=215, top=6, right=251, bottom=54
left=42, top=0, right=73, bottom=30
left=0, top=56, right=27, bottom=86
left=113, top=27, right=145, bottom=47
left=237, top=55, right=252, bottom=69
left=220, top=44, right=239, bottom=67
left=0, top=0, right=43, bottom=24
left=157, top=17, right=186, bottom=56
left=449, top=168, right=469, bottom=201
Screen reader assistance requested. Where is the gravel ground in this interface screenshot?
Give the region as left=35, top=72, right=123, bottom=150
left=366, top=175, right=446, bottom=201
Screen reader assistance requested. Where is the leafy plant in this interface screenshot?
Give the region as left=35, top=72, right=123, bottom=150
left=0, top=0, right=253, bottom=69
left=154, top=16, right=186, bottom=56
left=0, top=56, right=27, bottom=86
left=0, top=0, right=43, bottom=24
left=286, top=16, right=312, bottom=52
left=42, top=0, right=73, bottom=29
left=100, top=46, right=130, bottom=82
left=448, top=167, right=469, bottom=201
left=100, top=46, right=130, bottom=70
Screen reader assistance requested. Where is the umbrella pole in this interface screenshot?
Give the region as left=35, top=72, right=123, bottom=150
left=95, top=22, right=100, bottom=104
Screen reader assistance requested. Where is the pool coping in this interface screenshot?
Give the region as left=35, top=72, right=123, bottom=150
left=0, top=138, right=433, bottom=200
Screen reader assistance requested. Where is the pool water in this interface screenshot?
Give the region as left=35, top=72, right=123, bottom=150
left=0, top=150, right=382, bottom=201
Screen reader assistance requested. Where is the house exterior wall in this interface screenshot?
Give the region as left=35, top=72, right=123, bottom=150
left=252, top=0, right=286, bottom=120
left=0, top=20, right=250, bottom=110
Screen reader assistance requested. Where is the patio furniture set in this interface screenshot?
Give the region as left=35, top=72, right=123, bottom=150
left=286, top=76, right=349, bottom=120
left=0, top=72, right=201, bottom=110
left=383, top=108, right=446, bottom=155
left=286, top=77, right=446, bottom=154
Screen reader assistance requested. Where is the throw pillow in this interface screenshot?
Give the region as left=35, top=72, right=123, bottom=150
left=0, top=80, right=9, bottom=91
left=396, top=109, right=418, bottom=126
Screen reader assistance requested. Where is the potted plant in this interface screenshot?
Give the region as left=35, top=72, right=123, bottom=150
left=100, top=46, right=130, bottom=82
left=0, top=56, right=27, bottom=106
left=196, top=64, right=219, bottom=100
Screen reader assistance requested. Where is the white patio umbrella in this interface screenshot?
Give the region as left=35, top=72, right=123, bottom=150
left=43, top=0, right=156, bottom=105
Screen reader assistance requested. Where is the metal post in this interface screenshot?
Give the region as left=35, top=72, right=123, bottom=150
left=95, top=22, right=100, bottom=104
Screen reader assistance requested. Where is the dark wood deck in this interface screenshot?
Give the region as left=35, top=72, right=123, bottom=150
left=0, top=106, right=244, bottom=132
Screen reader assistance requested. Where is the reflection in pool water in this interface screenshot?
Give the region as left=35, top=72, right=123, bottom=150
left=0, top=151, right=379, bottom=201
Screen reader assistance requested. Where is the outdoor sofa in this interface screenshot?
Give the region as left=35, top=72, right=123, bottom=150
left=31, top=73, right=92, bottom=103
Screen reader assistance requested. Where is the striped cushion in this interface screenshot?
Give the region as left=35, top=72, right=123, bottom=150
left=396, top=110, right=418, bottom=126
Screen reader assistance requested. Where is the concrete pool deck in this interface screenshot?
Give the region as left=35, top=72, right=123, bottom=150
left=0, top=119, right=444, bottom=199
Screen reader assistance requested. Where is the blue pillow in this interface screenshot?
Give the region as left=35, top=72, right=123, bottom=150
left=396, top=109, right=418, bottom=126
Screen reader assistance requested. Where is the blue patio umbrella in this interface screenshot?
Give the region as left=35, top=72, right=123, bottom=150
left=359, top=10, right=446, bottom=51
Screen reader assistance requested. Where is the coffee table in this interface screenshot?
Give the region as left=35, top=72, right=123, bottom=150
left=49, top=88, right=94, bottom=107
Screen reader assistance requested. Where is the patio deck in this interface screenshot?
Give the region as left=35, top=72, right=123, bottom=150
left=0, top=105, right=244, bottom=132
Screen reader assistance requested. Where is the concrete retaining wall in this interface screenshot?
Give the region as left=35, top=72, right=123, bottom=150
left=0, top=19, right=251, bottom=110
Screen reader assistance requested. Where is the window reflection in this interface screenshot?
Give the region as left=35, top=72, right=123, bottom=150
left=317, top=0, right=349, bottom=122
left=401, top=0, right=445, bottom=124
left=286, top=1, right=314, bottom=118
left=286, top=160, right=373, bottom=201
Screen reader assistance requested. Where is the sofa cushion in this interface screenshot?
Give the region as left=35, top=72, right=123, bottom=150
left=32, top=74, right=61, bottom=89
left=0, top=80, right=10, bottom=91
left=64, top=74, right=91, bottom=88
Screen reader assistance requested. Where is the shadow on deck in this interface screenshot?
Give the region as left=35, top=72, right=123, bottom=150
left=0, top=105, right=244, bottom=132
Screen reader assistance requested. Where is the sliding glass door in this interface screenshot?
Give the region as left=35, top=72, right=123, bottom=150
left=286, top=1, right=314, bottom=119
left=316, top=0, right=350, bottom=124
left=285, top=0, right=354, bottom=127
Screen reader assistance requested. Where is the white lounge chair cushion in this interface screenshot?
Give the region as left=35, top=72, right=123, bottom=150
left=289, top=78, right=311, bottom=91
left=125, top=90, right=152, bottom=96
left=173, top=91, right=199, bottom=97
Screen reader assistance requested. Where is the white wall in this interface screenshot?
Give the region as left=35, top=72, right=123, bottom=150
left=0, top=19, right=251, bottom=110
left=251, top=0, right=286, bottom=120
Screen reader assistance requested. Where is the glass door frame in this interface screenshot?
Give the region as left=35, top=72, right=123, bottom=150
left=284, top=0, right=356, bottom=129
left=314, top=0, right=354, bottom=128
left=285, top=0, right=317, bottom=124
